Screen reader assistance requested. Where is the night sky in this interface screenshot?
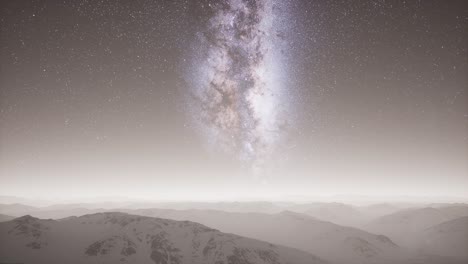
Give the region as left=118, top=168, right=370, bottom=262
left=1, top=0, right=467, bottom=200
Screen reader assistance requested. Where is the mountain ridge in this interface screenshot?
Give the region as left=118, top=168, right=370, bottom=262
left=0, top=212, right=327, bottom=264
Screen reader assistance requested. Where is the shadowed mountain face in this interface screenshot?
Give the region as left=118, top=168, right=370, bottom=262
left=0, top=212, right=326, bottom=264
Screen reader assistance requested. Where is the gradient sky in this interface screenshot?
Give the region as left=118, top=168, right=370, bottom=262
left=1, top=0, right=467, bottom=200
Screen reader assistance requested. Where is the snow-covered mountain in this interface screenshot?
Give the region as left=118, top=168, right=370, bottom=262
left=417, top=216, right=468, bottom=259
left=0, top=212, right=326, bottom=264
left=5, top=205, right=453, bottom=264
left=121, top=208, right=407, bottom=264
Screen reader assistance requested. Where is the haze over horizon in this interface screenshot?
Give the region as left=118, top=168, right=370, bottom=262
left=1, top=0, right=467, bottom=200
left=1, top=193, right=468, bottom=207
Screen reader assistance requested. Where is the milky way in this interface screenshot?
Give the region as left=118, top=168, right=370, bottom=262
left=187, top=0, right=292, bottom=175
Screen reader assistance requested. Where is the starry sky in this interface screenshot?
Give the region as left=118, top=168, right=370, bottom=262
left=0, top=0, right=467, bottom=201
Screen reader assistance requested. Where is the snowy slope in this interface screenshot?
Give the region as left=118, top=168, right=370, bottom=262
left=125, top=208, right=406, bottom=264
left=0, top=212, right=326, bottom=264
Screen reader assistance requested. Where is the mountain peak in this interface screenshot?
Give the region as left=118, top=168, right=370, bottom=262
left=14, top=214, right=40, bottom=222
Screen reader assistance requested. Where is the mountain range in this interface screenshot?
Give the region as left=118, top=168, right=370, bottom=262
left=0, top=212, right=326, bottom=264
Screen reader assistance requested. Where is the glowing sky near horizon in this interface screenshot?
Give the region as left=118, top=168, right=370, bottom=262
left=0, top=0, right=467, bottom=200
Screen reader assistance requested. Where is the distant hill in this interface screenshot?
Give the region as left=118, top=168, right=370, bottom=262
left=0, top=213, right=15, bottom=222
left=366, top=205, right=468, bottom=247
left=418, top=216, right=468, bottom=258
left=0, top=203, right=40, bottom=216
